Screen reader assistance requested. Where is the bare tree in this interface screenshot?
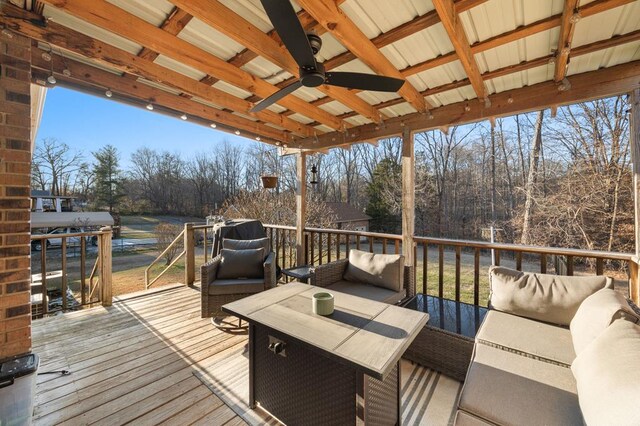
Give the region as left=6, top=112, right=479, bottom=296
left=32, top=138, right=84, bottom=195
left=521, top=110, right=544, bottom=245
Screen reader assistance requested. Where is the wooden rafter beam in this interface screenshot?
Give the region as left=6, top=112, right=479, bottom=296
left=298, top=59, right=640, bottom=149
left=554, top=0, right=580, bottom=82
left=401, top=0, right=632, bottom=78
left=335, top=28, right=640, bottom=120
left=137, top=7, right=193, bottom=62
left=31, top=49, right=288, bottom=142
left=298, top=0, right=633, bottom=113
left=169, top=0, right=384, bottom=124
left=37, top=0, right=345, bottom=130
left=431, top=0, right=488, bottom=100
left=0, top=3, right=314, bottom=138
left=296, top=0, right=429, bottom=113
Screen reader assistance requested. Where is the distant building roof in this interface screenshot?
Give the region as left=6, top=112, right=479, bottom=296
left=325, top=202, right=371, bottom=223
left=31, top=190, right=51, bottom=197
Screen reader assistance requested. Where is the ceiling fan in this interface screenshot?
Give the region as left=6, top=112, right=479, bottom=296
left=250, top=0, right=406, bottom=113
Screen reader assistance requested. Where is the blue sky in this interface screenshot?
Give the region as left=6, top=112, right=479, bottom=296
left=36, top=87, right=252, bottom=167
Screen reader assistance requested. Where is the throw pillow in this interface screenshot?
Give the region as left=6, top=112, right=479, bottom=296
left=217, top=248, right=264, bottom=279
left=570, top=288, right=640, bottom=354
left=571, top=320, right=640, bottom=426
left=222, top=237, right=270, bottom=257
left=488, top=266, right=613, bottom=326
left=343, top=249, right=404, bottom=292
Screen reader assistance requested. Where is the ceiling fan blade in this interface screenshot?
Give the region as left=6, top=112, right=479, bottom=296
left=325, top=72, right=405, bottom=92
left=260, top=0, right=317, bottom=69
left=250, top=80, right=304, bottom=113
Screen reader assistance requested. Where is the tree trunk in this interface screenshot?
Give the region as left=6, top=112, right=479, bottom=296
left=521, top=110, right=545, bottom=245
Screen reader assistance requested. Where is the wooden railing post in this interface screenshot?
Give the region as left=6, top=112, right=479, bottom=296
left=296, top=153, right=307, bottom=266
left=629, top=259, right=640, bottom=304
left=184, top=222, right=195, bottom=286
left=402, top=128, right=416, bottom=295
left=631, top=88, right=640, bottom=304
left=99, top=226, right=113, bottom=307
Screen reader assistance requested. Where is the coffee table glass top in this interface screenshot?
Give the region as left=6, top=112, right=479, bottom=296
left=223, top=282, right=429, bottom=380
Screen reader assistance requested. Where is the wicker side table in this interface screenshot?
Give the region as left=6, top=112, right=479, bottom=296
left=402, top=295, right=488, bottom=382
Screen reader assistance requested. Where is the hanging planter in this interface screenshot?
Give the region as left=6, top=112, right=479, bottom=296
left=261, top=175, right=278, bottom=189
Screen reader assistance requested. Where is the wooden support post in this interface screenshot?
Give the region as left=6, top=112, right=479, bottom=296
left=296, top=153, right=307, bottom=266
left=630, top=88, right=640, bottom=304
left=184, top=222, right=195, bottom=286
left=402, top=128, right=415, bottom=294
left=99, top=226, right=113, bottom=307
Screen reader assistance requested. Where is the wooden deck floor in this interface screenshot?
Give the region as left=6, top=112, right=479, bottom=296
left=32, top=284, right=460, bottom=425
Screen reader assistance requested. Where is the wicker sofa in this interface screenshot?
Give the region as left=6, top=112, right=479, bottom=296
left=310, top=249, right=414, bottom=305
left=455, top=266, right=640, bottom=426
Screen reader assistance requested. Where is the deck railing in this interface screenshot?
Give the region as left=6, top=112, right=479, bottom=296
left=178, top=223, right=635, bottom=307
left=30, top=226, right=113, bottom=318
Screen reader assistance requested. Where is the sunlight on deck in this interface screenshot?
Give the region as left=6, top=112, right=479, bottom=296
left=32, top=284, right=460, bottom=425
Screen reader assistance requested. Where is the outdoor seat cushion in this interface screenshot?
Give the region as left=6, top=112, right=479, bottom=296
left=222, top=237, right=270, bottom=258
left=459, top=344, right=581, bottom=426
left=476, top=310, right=575, bottom=367
left=454, top=410, right=496, bottom=426
left=326, top=280, right=405, bottom=304
left=343, top=249, right=405, bottom=292
left=571, top=320, right=640, bottom=426
left=570, top=288, right=640, bottom=354
left=217, top=248, right=264, bottom=279
left=488, top=266, right=613, bottom=326
left=209, top=278, right=265, bottom=295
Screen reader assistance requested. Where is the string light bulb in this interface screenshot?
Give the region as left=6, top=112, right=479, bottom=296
left=180, top=113, right=188, bottom=120
left=507, top=96, right=514, bottom=104
left=146, top=103, right=154, bottom=111
left=255, top=136, right=261, bottom=141
left=62, top=68, right=71, bottom=77
left=105, top=89, right=113, bottom=98
left=464, top=103, right=471, bottom=112
left=47, top=74, right=57, bottom=85
left=210, top=123, right=217, bottom=129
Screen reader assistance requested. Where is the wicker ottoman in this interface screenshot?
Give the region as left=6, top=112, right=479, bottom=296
left=402, top=295, right=488, bottom=382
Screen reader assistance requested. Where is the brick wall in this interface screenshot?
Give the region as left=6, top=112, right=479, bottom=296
left=0, top=31, right=32, bottom=358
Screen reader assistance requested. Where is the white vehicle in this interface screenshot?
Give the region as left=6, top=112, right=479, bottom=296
left=31, top=227, right=97, bottom=251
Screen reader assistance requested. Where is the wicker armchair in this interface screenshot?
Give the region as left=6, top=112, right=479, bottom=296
left=310, top=256, right=415, bottom=302
left=201, top=251, right=277, bottom=321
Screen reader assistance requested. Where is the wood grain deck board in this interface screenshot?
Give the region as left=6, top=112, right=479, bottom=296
left=32, top=284, right=457, bottom=426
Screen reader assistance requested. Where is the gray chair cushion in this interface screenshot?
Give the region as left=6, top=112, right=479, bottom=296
left=222, top=237, right=270, bottom=257
left=326, top=280, right=405, bottom=304
left=488, top=266, right=613, bottom=326
left=459, top=344, right=582, bottom=426
left=570, top=288, right=640, bottom=354
left=343, top=249, right=404, bottom=292
left=476, top=310, right=575, bottom=367
left=217, top=248, right=264, bottom=279
left=209, top=278, right=264, bottom=295
left=571, top=320, right=640, bottom=426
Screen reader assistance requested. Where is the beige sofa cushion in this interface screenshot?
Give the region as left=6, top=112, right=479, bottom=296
left=476, top=310, right=575, bottom=367
left=327, top=280, right=406, bottom=304
left=459, top=344, right=581, bottom=426
left=217, top=248, right=264, bottom=279
left=343, top=249, right=404, bottom=292
left=571, top=320, right=640, bottom=426
left=454, top=411, right=495, bottom=426
left=223, top=237, right=270, bottom=257
left=488, top=266, right=612, bottom=325
left=570, top=288, right=640, bottom=354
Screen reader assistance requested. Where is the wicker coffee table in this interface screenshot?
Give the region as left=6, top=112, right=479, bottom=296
left=402, top=295, right=488, bottom=382
left=223, top=282, right=428, bottom=425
